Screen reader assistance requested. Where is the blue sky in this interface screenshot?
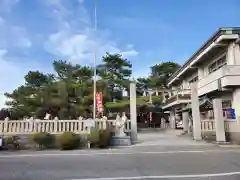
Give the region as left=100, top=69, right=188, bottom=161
left=0, top=0, right=240, bottom=108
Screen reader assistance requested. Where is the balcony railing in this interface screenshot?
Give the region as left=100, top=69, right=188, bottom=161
left=198, top=65, right=240, bottom=96
left=162, top=89, right=191, bottom=108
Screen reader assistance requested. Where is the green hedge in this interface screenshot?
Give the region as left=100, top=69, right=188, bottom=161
left=58, top=132, right=81, bottom=150
left=88, top=130, right=112, bottom=148
left=1, top=131, right=112, bottom=151
left=2, top=136, right=21, bottom=150
left=31, top=132, right=55, bottom=149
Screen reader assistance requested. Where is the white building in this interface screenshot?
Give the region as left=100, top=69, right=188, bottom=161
left=162, top=27, right=240, bottom=144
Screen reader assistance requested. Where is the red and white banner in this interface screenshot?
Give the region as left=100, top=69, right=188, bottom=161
left=149, top=112, right=152, bottom=121
left=96, top=92, right=103, bottom=113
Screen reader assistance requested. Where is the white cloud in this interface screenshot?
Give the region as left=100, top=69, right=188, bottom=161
left=0, top=0, right=34, bottom=109
left=0, top=21, right=32, bottom=49
left=122, top=50, right=139, bottom=57
left=126, top=44, right=134, bottom=49
left=78, top=0, right=84, bottom=4
left=0, top=0, right=29, bottom=48
left=0, top=49, right=24, bottom=108
left=0, top=0, right=139, bottom=109
left=0, top=49, right=46, bottom=109
left=11, top=26, right=32, bottom=48
left=46, top=29, right=138, bottom=64
left=0, top=0, right=20, bottom=12
left=46, top=31, right=95, bottom=63
left=0, top=16, right=4, bottom=25
left=44, top=0, right=138, bottom=65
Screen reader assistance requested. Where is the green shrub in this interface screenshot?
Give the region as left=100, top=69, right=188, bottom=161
left=88, top=130, right=112, bottom=148
left=3, top=136, right=21, bottom=150
left=58, top=132, right=81, bottom=150
left=98, top=130, right=112, bottom=148
left=31, top=132, right=55, bottom=149
left=88, top=130, right=100, bottom=148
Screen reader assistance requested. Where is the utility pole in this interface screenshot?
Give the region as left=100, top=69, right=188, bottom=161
left=93, top=0, right=97, bottom=120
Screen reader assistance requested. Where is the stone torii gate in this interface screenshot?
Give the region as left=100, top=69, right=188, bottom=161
left=130, top=83, right=138, bottom=144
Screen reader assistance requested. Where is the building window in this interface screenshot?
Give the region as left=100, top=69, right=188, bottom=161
left=189, top=76, right=198, bottom=84
left=222, top=99, right=232, bottom=119
left=208, top=55, right=227, bottom=74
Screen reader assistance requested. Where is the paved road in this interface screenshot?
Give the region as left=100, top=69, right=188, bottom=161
left=0, top=132, right=240, bottom=180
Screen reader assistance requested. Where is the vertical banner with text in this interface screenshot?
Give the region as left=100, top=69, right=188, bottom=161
left=96, top=92, right=103, bottom=114
left=150, top=112, right=152, bottom=121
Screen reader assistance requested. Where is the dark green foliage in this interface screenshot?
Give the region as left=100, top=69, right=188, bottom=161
left=97, top=53, right=132, bottom=102
left=31, top=132, right=55, bottom=149
left=0, top=108, right=10, bottom=120
left=24, top=71, right=55, bottom=88
left=3, top=53, right=134, bottom=119
left=98, top=130, right=112, bottom=148
left=58, top=132, right=81, bottom=150
left=88, top=130, right=112, bottom=148
left=136, top=78, right=150, bottom=96
left=3, top=136, right=21, bottom=150
left=150, top=62, right=181, bottom=88
left=3, top=51, right=180, bottom=118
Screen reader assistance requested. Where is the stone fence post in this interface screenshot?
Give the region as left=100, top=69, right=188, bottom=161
left=3, top=117, right=9, bottom=134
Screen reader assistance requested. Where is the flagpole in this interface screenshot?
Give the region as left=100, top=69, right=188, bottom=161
left=93, top=0, right=97, bottom=120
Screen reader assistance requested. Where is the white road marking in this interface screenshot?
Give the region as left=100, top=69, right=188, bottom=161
left=132, top=143, right=212, bottom=147
left=66, top=171, right=240, bottom=180
left=0, top=149, right=239, bottom=158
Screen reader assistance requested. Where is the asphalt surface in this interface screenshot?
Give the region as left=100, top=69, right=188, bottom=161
left=0, top=132, right=240, bottom=180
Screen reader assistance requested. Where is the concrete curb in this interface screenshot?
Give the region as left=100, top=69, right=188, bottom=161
left=218, top=144, right=240, bottom=148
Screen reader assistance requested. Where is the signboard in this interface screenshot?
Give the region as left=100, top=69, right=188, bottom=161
left=223, top=108, right=236, bottom=120
left=84, top=119, right=95, bottom=128
left=231, top=108, right=236, bottom=120
left=96, top=92, right=103, bottom=113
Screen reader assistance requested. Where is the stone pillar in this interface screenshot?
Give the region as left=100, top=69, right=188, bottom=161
left=3, top=117, right=9, bottom=133
left=188, top=116, right=193, bottom=134
left=170, top=109, right=175, bottom=129
left=212, top=98, right=226, bottom=142
left=191, top=83, right=202, bottom=140
left=182, top=111, right=189, bottom=133
left=130, top=82, right=138, bottom=144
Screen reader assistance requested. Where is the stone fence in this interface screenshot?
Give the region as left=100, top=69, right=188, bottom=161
left=200, top=119, right=235, bottom=133
left=0, top=118, right=131, bottom=136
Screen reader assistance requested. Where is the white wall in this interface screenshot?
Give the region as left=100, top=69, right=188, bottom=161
left=227, top=43, right=240, bottom=65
